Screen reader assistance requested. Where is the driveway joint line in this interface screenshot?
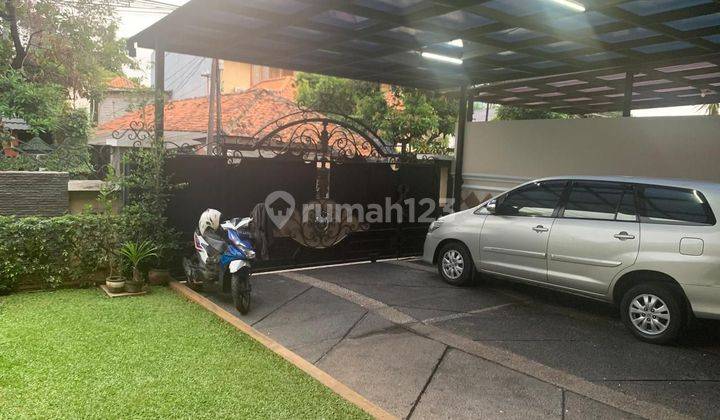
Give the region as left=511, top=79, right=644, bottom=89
left=250, top=284, right=313, bottom=327
left=278, top=270, right=691, bottom=420
left=315, top=310, right=369, bottom=365
left=561, top=389, right=566, bottom=420
left=406, top=345, right=449, bottom=420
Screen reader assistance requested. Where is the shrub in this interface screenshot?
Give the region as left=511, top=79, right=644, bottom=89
left=0, top=214, right=123, bottom=294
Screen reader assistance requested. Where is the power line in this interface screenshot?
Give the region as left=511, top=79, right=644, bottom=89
left=54, top=0, right=179, bottom=15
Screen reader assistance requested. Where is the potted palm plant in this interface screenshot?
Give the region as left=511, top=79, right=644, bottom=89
left=118, top=241, right=158, bottom=293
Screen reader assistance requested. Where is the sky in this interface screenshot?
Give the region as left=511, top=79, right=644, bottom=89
left=116, top=3, right=704, bottom=118
left=116, top=0, right=189, bottom=82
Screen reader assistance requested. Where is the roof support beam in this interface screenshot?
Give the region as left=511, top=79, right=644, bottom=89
left=454, top=85, right=468, bottom=212
left=623, top=72, right=634, bottom=117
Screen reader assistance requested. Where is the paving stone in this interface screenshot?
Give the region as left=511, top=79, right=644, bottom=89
left=596, top=381, right=720, bottom=420
left=206, top=262, right=720, bottom=419
left=399, top=286, right=514, bottom=313
left=203, top=274, right=311, bottom=325
left=304, top=261, right=453, bottom=289
left=289, top=337, right=343, bottom=364
left=437, top=303, right=614, bottom=342
left=394, top=305, right=459, bottom=322
left=317, top=318, right=447, bottom=418
left=563, top=391, right=642, bottom=420
left=412, top=348, right=562, bottom=420
left=496, top=338, right=720, bottom=381
left=253, top=287, right=366, bottom=350
left=346, top=313, right=402, bottom=339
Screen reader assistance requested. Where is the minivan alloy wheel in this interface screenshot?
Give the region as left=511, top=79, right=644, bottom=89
left=629, top=294, right=670, bottom=335
left=442, top=250, right=464, bottom=280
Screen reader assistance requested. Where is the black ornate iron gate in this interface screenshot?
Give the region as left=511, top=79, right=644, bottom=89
left=162, top=111, right=449, bottom=270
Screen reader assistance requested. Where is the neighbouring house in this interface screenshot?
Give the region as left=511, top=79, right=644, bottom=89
left=95, top=87, right=303, bottom=144
left=154, top=53, right=294, bottom=100
left=250, top=76, right=297, bottom=101
left=92, top=87, right=307, bottom=171
left=93, top=76, right=153, bottom=125
left=0, top=117, right=31, bottom=158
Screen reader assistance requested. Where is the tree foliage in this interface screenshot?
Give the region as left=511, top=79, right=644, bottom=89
left=296, top=73, right=457, bottom=154
left=494, top=105, right=571, bottom=121
left=0, top=69, right=65, bottom=133
left=0, top=0, right=132, bottom=101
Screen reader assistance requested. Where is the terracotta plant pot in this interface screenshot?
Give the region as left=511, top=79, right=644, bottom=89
left=148, top=268, right=172, bottom=286
left=106, top=276, right=125, bottom=293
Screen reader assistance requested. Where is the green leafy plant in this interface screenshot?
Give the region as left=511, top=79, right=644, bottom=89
left=0, top=214, right=124, bottom=294
left=494, top=105, right=571, bottom=121
left=120, top=134, right=182, bottom=269
left=98, top=166, right=121, bottom=278
left=0, top=69, right=66, bottom=134
left=117, top=241, right=158, bottom=284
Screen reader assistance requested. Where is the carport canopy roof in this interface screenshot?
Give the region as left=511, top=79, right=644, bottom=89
left=129, top=0, right=720, bottom=114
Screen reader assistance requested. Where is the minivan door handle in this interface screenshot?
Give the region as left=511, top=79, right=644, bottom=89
left=533, top=225, right=549, bottom=233
left=614, top=231, right=636, bottom=241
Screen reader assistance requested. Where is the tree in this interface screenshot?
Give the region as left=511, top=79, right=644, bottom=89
left=0, top=69, right=65, bottom=133
left=296, top=73, right=457, bottom=154
left=0, top=0, right=132, bottom=102
left=495, top=105, right=571, bottom=121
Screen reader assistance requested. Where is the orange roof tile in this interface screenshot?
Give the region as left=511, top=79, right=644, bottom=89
left=106, top=76, right=138, bottom=90
left=99, top=88, right=303, bottom=138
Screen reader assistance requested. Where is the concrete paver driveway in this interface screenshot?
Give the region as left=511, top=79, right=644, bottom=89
left=201, top=259, right=720, bottom=419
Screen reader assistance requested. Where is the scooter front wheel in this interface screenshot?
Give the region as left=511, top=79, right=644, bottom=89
left=231, top=272, right=251, bottom=315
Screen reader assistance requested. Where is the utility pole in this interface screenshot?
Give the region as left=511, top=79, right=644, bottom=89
left=154, top=43, right=165, bottom=141
left=206, top=60, right=216, bottom=146
left=215, top=59, right=222, bottom=145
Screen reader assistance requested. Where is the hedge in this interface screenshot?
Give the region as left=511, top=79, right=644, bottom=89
left=0, top=214, right=122, bottom=294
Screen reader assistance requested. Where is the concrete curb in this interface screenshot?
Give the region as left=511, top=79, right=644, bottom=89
left=169, top=282, right=397, bottom=420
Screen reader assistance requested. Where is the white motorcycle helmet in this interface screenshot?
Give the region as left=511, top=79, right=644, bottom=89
left=198, top=209, right=222, bottom=235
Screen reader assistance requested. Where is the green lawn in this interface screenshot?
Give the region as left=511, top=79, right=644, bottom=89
left=0, top=288, right=370, bottom=419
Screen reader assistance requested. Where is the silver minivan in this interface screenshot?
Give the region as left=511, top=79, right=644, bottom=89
left=423, top=176, right=720, bottom=344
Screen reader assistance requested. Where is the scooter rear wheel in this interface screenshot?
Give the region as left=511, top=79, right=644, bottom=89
left=231, top=272, right=251, bottom=315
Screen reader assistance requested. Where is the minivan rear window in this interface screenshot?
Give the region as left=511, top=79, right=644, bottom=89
left=637, top=186, right=715, bottom=225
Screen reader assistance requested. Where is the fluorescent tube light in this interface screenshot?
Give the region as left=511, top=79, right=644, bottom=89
left=548, top=0, right=586, bottom=12
left=421, top=52, right=463, bottom=65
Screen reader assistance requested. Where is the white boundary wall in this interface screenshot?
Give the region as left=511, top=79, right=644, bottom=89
left=461, top=116, right=720, bottom=201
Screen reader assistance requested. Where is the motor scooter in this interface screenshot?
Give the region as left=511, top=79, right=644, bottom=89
left=183, top=217, right=255, bottom=314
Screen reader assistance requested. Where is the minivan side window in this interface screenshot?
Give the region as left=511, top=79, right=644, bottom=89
left=496, top=181, right=566, bottom=217
left=562, top=181, right=636, bottom=222
left=637, top=186, right=715, bottom=225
